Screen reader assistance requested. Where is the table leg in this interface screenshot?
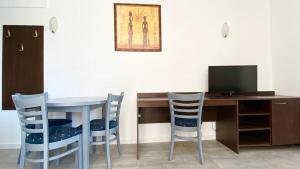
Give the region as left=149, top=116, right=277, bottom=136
left=101, top=104, right=106, bottom=147
left=137, top=107, right=140, bottom=160
left=66, top=112, right=73, bottom=152
left=82, top=106, right=90, bottom=169
left=66, top=112, right=72, bottom=122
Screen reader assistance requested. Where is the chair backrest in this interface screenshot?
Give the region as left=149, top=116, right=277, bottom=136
left=168, top=92, right=205, bottom=127
left=105, top=92, right=124, bottom=126
left=12, top=93, right=49, bottom=145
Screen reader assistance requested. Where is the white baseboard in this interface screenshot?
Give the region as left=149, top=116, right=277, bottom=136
left=0, top=143, right=20, bottom=149
left=119, top=134, right=216, bottom=145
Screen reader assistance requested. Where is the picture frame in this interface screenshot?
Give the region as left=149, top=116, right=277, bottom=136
left=114, top=3, right=162, bottom=52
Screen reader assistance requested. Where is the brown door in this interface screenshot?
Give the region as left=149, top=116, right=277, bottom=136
left=272, top=99, right=300, bottom=145
left=2, top=25, right=44, bottom=110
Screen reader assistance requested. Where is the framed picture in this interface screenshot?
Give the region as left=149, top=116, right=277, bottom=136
left=114, top=3, right=162, bottom=52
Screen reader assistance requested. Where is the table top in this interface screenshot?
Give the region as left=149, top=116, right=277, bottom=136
left=47, top=96, right=106, bottom=107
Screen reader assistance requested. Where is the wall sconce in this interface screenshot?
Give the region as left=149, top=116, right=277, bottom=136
left=221, top=22, right=230, bottom=38
left=49, top=16, right=58, bottom=34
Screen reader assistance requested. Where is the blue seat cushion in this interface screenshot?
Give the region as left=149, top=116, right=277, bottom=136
left=175, top=118, right=198, bottom=127
left=91, top=119, right=118, bottom=131
left=48, top=119, right=72, bottom=126
left=25, top=126, right=81, bottom=144
left=77, top=119, right=118, bottom=131
left=26, top=119, right=72, bottom=129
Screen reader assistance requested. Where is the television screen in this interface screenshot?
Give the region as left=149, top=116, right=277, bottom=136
left=209, top=65, right=257, bottom=93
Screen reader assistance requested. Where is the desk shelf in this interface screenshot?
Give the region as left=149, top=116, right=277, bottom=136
left=239, top=130, right=271, bottom=147
left=238, top=100, right=271, bottom=115
left=238, top=100, right=271, bottom=147
left=239, top=126, right=270, bottom=132
left=239, top=112, right=270, bottom=116
left=239, top=116, right=270, bottom=131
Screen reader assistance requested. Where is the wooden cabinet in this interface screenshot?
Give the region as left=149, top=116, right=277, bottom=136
left=272, top=99, right=300, bottom=145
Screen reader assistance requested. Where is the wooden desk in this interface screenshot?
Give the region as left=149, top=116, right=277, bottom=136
left=136, top=92, right=300, bottom=160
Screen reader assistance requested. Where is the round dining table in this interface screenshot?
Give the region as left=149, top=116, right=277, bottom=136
left=47, top=97, right=107, bottom=169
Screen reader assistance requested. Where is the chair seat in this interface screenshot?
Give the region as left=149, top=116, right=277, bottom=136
left=25, top=126, right=81, bottom=144
left=175, top=118, right=198, bottom=127
left=77, top=119, right=118, bottom=132
left=26, top=119, right=72, bottom=129
left=91, top=119, right=118, bottom=131
left=48, top=119, right=72, bottom=126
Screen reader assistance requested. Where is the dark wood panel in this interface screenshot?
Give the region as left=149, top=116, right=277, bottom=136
left=138, top=98, right=237, bottom=108
left=293, top=99, right=300, bottom=143
left=2, top=26, right=19, bottom=109
left=2, top=25, right=44, bottom=110
left=272, top=99, right=300, bottom=145
left=139, top=107, right=170, bottom=124
left=206, top=91, right=275, bottom=97
left=216, top=106, right=239, bottom=153
left=138, top=106, right=218, bottom=124
left=137, top=91, right=276, bottom=99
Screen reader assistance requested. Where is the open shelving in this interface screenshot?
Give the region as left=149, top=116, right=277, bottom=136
left=238, top=100, right=272, bottom=147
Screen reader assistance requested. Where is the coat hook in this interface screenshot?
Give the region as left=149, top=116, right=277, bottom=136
left=4, top=29, right=11, bottom=38
left=18, top=43, right=24, bottom=52
left=33, top=30, right=38, bottom=38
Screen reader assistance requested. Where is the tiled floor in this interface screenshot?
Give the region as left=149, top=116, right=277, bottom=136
left=1, top=141, right=300, bottom=169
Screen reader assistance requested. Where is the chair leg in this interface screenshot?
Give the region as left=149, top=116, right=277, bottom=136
left=37, top=152, right=43, bottom=169
left=116, top=128, right=121, bottom=154
left=17, top=147, right=21, bottom=165
left=105, top=135, right=112, bottom=169
left=75, top=148, right=79, bottom=168
left=92, top=137, right=97, bottom=154
left=43, top=150, right=49, bottom=169
left=19, top=144, right=25, bottom=169
left=78, top=136, right=83, bottom=169
left=54, top=149, right=60, bottom=167
left=197, top=129, right=204, bottom=164
left=168, top=128, right=175, bottom=161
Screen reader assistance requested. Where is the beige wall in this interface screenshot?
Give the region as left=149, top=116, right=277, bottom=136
left=271, top=0, right=300, bottom=96
left=0, top=0, right=273, bottom=148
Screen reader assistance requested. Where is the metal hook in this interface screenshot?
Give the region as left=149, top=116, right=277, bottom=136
left=4, top=29, right=11, bottom=38
left=18, top=43, right=24, bottom=52
left=33, top=30, right=38, bottom=38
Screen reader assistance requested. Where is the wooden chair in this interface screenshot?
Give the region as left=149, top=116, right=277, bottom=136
left=81, top=92, right=124, bottom=169
left=12, top=93, right=82, bottom=169
left=16, top=93, right=72, bottom=166
left=168, top=92, right=205, bottom=164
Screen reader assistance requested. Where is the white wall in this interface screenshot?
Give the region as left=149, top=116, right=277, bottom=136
left=0, top=0, right=273, bottom=148
left=271, top=0, right=300, bottom=96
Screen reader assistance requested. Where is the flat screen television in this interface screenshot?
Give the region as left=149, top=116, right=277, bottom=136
left=208, top=65, right=257, bottom=95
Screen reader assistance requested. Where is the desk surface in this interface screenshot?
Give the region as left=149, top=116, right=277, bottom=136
left=137, top=95, right=299, bottom=107
left=138, top=95, right=298, bottom=101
